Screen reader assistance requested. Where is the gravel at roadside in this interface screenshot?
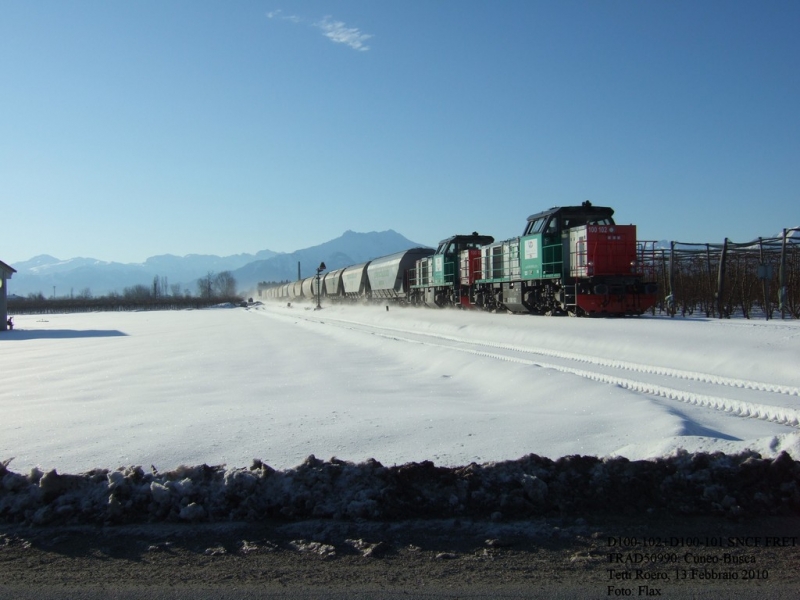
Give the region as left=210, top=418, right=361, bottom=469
left=2, top=514, right=798, bottom=599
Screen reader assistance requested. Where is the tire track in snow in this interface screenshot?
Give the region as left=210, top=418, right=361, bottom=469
left=317, top=317, right=800, bottom=397
left=285, top=312, right=800, bottom=429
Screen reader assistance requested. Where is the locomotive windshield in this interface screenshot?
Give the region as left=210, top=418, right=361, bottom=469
left=436, top=234, right=495, bottom=255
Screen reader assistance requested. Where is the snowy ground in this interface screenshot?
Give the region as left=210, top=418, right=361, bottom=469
left=1, top=303, right=799, bottom=474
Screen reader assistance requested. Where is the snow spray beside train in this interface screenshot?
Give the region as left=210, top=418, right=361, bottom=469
left=264, top=202, right=659, bottom=316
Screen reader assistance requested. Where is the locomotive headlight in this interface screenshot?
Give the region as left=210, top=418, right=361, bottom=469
left=630, top=260, right=637, bottom=273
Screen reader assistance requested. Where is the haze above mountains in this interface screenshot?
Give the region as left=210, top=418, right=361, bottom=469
left=9, top=230, right=426, bottom=297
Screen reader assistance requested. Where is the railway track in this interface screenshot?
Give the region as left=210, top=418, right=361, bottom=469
left=262, top=307, right=800, bottom=430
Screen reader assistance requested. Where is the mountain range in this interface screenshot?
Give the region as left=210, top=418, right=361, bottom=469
left=8, top=230, right=427, bottom=298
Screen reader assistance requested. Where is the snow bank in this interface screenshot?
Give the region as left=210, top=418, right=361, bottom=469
left=2, top=451, right=798, bottom=526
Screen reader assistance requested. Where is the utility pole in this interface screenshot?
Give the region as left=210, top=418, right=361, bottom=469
left=716, top=238, right=728, bottom=319
left=779, top=229, right=788, bottom=319
left=315, top=262, right=326, bottom=310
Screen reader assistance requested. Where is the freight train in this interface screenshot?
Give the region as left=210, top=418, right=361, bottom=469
left=261, top=202, right=659, bottom=316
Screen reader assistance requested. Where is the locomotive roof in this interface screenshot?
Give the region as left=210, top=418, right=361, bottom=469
left=526, top=201, right=615, bottom=223
left=437, top=233, right=495, bottom=246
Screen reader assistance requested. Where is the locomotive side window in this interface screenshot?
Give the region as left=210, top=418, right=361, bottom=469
left=438, top=236, right=495, bottom=255
left=441, top=241, right=461, bottom=255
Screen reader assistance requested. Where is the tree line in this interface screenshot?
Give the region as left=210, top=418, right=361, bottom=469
left=9, top=271, right=242, bottom=314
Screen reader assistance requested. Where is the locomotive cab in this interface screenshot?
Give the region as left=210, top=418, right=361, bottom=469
left=520, top=201, right=656, bottom=315
left=523, top=200, right=616, bottom=237
left=517, top=201, right=617, bottom=284
left=411, top=232, right=494, bottom=307
left=467, top=200, right=657, bottom=315
left=435, top=234, right=496, bottom=256
left=432, top=233, right=495, bottom=284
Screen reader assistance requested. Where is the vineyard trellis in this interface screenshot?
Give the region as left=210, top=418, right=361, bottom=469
left=644, top=228, right=800, bottom=319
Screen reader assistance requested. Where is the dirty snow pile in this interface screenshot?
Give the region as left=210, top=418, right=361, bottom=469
left=1, top=450, right=799, bottom=526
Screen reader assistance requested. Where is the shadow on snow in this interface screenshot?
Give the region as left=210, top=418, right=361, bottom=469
left=0, top=329, right=128, bottom=340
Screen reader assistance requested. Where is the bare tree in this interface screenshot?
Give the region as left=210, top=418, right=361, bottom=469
left=124, top=284, right=151, bottom=301
left=213, top=271, right=237, bottom=297
left=197, top=272, right=214, bottom=299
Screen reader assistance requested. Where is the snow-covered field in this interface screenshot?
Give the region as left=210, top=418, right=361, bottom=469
left=2, top=303, right=799, bottom=474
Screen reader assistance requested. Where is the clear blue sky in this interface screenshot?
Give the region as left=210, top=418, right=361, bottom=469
left=2, top=1, right=798, bottom=264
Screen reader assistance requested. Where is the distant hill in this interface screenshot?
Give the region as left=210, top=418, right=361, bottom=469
left=231, top=230, right=428, bottom=290
left=8, top=231, right=426, bottom=297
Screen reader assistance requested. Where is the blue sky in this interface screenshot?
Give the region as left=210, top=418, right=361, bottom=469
left=2, top=1, right=798, bottom=264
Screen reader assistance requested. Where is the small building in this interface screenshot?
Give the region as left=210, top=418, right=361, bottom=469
left=1, top=260, right=16, bottom=331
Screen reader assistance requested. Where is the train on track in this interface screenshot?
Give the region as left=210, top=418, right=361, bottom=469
left=261, top=202, right=659, bottom=316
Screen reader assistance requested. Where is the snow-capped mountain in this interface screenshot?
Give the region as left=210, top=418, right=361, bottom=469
left=8, top=230, right=426, bottom=297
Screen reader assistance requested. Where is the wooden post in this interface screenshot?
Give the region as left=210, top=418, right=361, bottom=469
left=779, top=229, right=787, bottom=319
left=706, top=244, right=714, bottom=317
left=758, top=238, right=771, bottom=320
left=668, top=241, right=676, bottom=316
left=716, top=238, right=728, bottom=318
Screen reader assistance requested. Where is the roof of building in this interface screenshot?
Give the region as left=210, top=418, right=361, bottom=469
left=0, top=260, right=17, bottom=276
